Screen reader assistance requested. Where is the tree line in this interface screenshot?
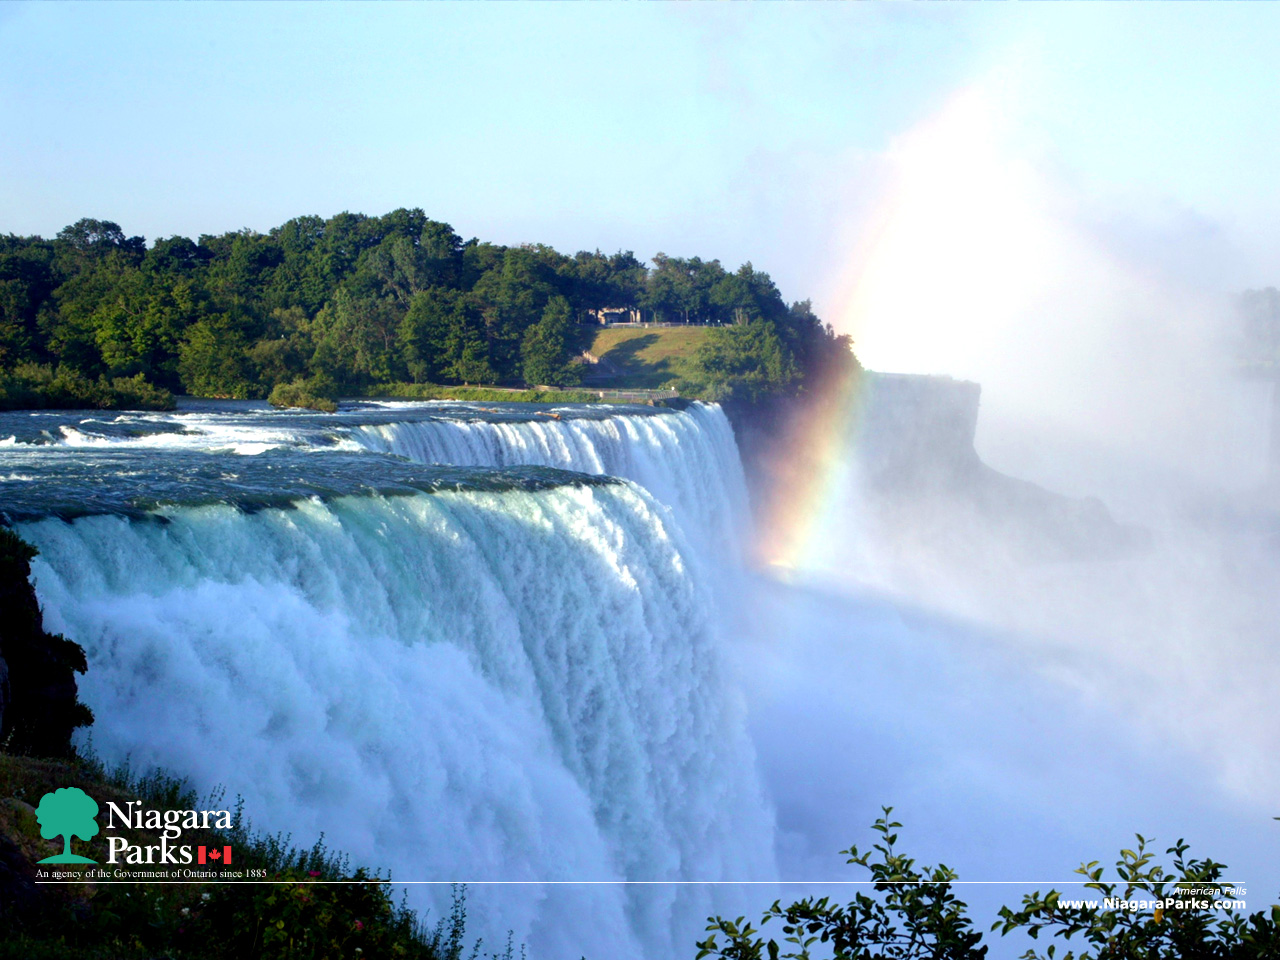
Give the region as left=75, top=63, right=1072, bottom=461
left=0, top=210, right=854, bottom=408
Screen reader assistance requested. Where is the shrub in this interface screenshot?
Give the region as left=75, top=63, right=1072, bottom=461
left=697, top=808, right=986, bottom=960
left=0, top=363, right=173, bottom=411
left=268, top=374, right=339, bottom=412
left=995, top=832, right=1279, bottom=959
left=698, top=809, right=1278, bottom=960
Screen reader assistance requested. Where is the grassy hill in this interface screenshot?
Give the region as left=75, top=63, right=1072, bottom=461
left=584, top=326, right=713, bottom=388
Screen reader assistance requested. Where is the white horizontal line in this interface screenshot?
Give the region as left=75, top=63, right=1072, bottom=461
left=35, top=885, right=1244, bottom=890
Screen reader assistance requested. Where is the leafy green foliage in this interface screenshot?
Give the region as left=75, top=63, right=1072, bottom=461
left=699, top=810, right=1278, bottom=960
left=268, top=374, right=339, bottom=412
left=177, top=317, right=256, bottom=399
left=521, top=295, right=583, bottom=386
left=0, top=363, right=174, bottom=411
left=369, top=382, right=606, bottom=403
left=994, top=834, right=1278, bottom=959
left=686, top=319, right=800, bottom=402
left=1, top=210, right=852, bottom=406
left=400, top=287, right=497, bottom=385
left=697, top=808, right=986, bottom=960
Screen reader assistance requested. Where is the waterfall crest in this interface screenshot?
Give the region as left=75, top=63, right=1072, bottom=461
left=351, top=403, right=751, bottom=559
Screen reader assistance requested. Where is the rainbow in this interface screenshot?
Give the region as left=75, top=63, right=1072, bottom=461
left=752, top=361, right=868, bottom=573
left=755, top=86, right=1041, bottom=574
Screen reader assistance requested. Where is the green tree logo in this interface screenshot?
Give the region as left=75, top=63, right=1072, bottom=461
left=35, top=787, right=99, bottom=864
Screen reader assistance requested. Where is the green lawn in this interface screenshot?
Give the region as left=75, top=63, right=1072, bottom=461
left=584, top=326, right=713, bottom=388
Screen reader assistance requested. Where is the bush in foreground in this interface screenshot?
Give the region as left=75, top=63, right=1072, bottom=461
left=697, top=808, right=1278, bottom=960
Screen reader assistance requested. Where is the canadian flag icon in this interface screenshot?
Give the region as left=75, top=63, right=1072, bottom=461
left=198, top=845, right=232, bottom=865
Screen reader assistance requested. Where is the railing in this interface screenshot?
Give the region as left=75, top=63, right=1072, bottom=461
left=598, top=320, right=727, bottom=329
left=591, top=387, right=680, bottom=401
left=528, top=384, right=679, bottom=402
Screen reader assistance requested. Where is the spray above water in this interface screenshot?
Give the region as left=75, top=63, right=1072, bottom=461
left=758, top=87, right=1280, bottom=813
left=826, top=85, right=1270, bottom=503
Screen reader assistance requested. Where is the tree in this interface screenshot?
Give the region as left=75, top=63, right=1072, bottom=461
left=521, top=295, right=582, bottom=386
left=96, top=273, right=208, bottom=388
left=46, top=253, right=137, bottom=376
left=35, top=787, right=99, bottom=864
left=0, top=235, right=57, bottom=366
left=246, top=306, right=313, bottom=388
left=417, top=220, right=465, bottom=289
left=400, top=287, right=459, bottom=383
left=308, top=286, right=403, bottom=388
left=644, top=254, right=730, bottom=324
left=693, top=319, right=800, bottom=401
left=460, top=239, right=507, bottom=289
left=145, top=235, right=207, bottom=276
left=399, top=287, right=498, bottom=385
left=363, top=236, right=429, bottom=306
left=564, top=249, right=646, bottom=319
left=54, top=218, right=145, bottom=277
left=448, top=332, right=499, bottom=385
left=471, top=246, right=560, bottom=379
left=2, top=207, right=851, bottom=405
left=178, top=316, right=255, bottom=398
left=646, top=253, right=710, bottom=323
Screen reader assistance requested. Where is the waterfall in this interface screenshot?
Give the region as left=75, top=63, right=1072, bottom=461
left=349, top=403, right=751, bottom=561
left=19, top=472, right=774, bottom=958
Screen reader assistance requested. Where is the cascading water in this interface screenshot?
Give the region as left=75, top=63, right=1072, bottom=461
left=2, top=401, right=750, bottom=562
left=348, top=403, right=751, bottom=560
left=3, top=402, right=774, bottom=959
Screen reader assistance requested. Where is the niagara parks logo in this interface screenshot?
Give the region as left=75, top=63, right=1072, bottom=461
left=35, top=787, right=100, bottom=864
left=34, top=785, right=237, bottom=873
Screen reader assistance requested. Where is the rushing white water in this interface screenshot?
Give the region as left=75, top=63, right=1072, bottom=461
left=20, top=480, right=774, bottom=958
left=0, top=401, right=750, bottom=561
left=350, top=403, right=751, bottom=562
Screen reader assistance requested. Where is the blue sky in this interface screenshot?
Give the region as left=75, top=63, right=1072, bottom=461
left=4, top=3, right=1280, bottom=313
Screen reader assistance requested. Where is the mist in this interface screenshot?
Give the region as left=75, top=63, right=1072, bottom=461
left=735, top=86, right=1280, bottom=923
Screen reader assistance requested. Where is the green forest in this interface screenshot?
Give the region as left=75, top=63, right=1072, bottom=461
left=0, top=211, right=854, bottom=410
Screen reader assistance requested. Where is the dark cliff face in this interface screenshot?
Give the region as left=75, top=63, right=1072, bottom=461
left=0, top=528, right=93, bottom=758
